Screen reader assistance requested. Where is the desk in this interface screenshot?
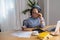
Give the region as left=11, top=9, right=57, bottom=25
left=0, top=25, right=60, bottom=40
left=0, top=30, right=39, bottom=40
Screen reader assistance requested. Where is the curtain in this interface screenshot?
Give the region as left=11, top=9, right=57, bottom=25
left=0, top=0, right=32, bottom=32
left=0, top=0, right=18, bottom=32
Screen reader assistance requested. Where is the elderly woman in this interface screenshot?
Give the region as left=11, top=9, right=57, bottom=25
left=22, top=5, right=45, bottom=29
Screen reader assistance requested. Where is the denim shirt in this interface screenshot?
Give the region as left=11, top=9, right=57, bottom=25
left=23, top=17, right=45, bottom=28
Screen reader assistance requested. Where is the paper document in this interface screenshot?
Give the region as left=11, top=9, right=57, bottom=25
left=11, top=31, right=32, bottom=38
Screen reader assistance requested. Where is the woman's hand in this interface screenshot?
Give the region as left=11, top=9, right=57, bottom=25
left=22, top=26, right=26, bottom=30
left=36, top=13, right=45, bottom=24
left=37, top=13, right=43, bottom=19
left=37, top=13, right=43, bottom=21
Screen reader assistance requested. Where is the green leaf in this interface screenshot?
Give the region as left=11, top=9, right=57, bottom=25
left=22, top=9, right=31, bottom=14
left=37, top=2, right=39, bottom=5
left=22, top=0, right=39, bottom=14
left=33, top=1, right=36, bottom=6
left=28, top=0, right=33, bottom=5
left=34, top=0, right=36, bottom=4
left=28, top=3, right=32, bottom=7
left=33, top=0, right=38, bottom=5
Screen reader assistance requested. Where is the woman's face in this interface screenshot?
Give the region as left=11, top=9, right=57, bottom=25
left=32, top=8, right=39, bottom=18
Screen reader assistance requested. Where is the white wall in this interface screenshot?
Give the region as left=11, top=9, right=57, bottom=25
left=49, top=0, right=60, bottom=25
left=44, top=0, right=50, bottom=25
left=38, top=0, right=44, bottom=16
left=44, top=0, right=60, bottom=25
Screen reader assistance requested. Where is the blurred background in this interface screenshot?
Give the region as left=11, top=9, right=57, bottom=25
left=0, top=0, right=60, bottom=32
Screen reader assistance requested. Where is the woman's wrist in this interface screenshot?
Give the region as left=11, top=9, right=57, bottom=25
left=40, top=17, right=45, bottom=24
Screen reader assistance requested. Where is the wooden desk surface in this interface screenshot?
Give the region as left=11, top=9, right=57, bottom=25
left=0, top=31, right=39, bottom=40
left=0, top=25, right=60, bottom=40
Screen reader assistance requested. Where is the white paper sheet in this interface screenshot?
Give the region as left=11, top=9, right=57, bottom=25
left=11, top=31, right=32, bottom=38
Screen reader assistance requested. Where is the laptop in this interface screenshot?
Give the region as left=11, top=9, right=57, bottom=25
left=46, top=21, right=60, bottom=32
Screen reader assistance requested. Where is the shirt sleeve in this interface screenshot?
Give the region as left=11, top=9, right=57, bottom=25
left=40, top=17, right=45, bottom=28
left=23, top=20, right=28, bottom=27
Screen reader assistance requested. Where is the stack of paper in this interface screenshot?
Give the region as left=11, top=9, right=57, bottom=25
left=11, top=31, right=32, bottom=38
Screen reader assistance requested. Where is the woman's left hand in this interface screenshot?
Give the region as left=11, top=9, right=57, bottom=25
left=37, top=13, right=43, bottom=19
left=37, top=13, right=44, bottom=23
